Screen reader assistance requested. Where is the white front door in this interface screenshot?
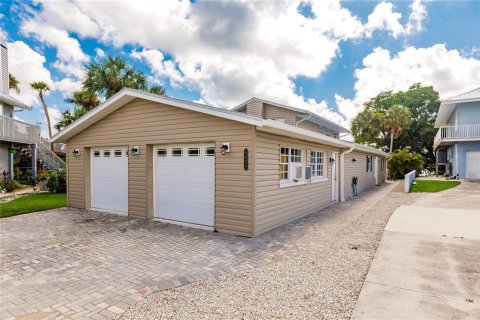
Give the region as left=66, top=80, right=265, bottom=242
left=91, top=147, right=128, bottom=214
left=154, top=144, right=215, bottom=226
left=466, top=151, right=480, bottom=179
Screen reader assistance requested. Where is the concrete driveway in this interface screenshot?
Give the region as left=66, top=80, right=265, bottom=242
left=353, top=181, right=480, bottom=319
left=0, top=183, right=395, bottom=320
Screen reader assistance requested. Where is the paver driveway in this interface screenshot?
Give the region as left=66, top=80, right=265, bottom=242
left=0, top=183, right=393, bottom=320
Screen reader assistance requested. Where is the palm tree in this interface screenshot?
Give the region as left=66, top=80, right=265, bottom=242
left=66, top=89, right=100, bottom=111
left=351, top=109, right=383, bottom=145
left=9, top=73, right=20, bottom=93
left=149, top=85, right=166, bottom=96
left=83, top=56, right=149, bottom=99
left=30, top=81, right=52, bottom=139
left=383, top=104, right=412, bottom=152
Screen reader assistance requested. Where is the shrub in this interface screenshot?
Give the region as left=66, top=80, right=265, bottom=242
left=46, top=172, right=59, bottom=193
left=0, top=178, right=22, bottom=192
left=388, top=147, right=424, bottom=180
left=56, top=170, right=67, bottom=193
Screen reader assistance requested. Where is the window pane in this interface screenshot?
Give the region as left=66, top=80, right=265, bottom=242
left=103, top=150, right=111, bottom=157
left=114, top=150, right=122, bottom=157
left=206, top=147, right=215, bottom=156
left=172, top=148, right=183, bottom=156
left=157, top=149, right=167, bottom=157
left=188, top=147, right=200, bottom=156
left=94, top=151, right=100, bottom=157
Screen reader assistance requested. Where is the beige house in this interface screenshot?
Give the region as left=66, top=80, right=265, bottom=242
left=52, top=89, right=388, bottom=237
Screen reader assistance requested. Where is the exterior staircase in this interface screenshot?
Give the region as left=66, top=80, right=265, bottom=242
left=37, top=141, right=66, bottom=172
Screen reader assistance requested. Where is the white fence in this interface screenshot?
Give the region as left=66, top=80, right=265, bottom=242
left=434, top=124, right=480, bottom=148
left=404, top=170, right=416, bottom=193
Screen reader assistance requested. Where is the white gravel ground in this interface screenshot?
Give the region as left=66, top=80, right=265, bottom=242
left=119, top=183, right=422, bottom=320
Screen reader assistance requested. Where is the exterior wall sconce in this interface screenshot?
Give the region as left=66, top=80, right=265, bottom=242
left=329, top=157, right=335, bottom=163
left=352, top=158, right=357, bottom=162
left=72, top=149, right=80, bottom=157
left=221, top=142, right=230, bottom=155
left=130, top=146, right=140, bottom=156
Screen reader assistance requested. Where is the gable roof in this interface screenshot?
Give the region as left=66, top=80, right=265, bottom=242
left=233, top=97, right=350, bottom=133
left=435, top=86, right=480, bottom=127
left=51, top=88, right=388, bottom=157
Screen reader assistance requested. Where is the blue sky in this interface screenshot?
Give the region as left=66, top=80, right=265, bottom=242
left=1, top=0, right=479, bottom=137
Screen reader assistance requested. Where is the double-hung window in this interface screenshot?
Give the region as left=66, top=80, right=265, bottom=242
left=279, top=147, right=303, bottom=182
left=311, top=151, right=326, bottom=179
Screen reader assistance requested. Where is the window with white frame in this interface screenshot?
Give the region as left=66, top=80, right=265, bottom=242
left=279, top=147, right=303, bottom=182
left=311, top=151, right=326, bottom=178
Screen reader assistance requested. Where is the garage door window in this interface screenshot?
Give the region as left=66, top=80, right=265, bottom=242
left=206, top=147, right=215, bottom=156
left=188, top=147, right=200, bottom=156
left=114, top=150, right=122, bottom=157
left=172, top=148, right=183, bottom=157
left=94, top=151, right=100, bottom=157
left=157, top=148, right=167, bottom=157
left=104, top=150, right=111, bottom=157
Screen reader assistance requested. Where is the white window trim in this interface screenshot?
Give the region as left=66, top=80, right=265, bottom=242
left=279, top=147, right=304, bottom=186
left=310, top=150, right=327, bottom=180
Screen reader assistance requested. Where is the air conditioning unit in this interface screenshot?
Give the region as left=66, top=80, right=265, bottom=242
left=292, top=166, right=303, bottom=181
left=305, top=167, right=312, bottom=180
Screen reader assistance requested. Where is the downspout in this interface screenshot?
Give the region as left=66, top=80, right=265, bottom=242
left=340, top=147, right=354, bottom=202
left=295, top=114, right=312, bottom=127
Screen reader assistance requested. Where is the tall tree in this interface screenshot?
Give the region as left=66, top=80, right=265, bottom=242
left=351, top=84, right=440, bottom=168
left=83, top=56, right=149, bottom=99
left=149, top=85, right=166, bottom=95
left=351, top=109, right=384, bottom=146
left=30, top=81, right=52, bottom=139
left=383, top=105, right=412, bottom=152
left=54, top=107, right=87, bottom=131
left=9, top=73, right=20, bottom=93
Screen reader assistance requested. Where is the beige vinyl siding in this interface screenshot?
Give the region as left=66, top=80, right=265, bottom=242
left=254, top=131, right=340, bottom=236
left=246, top=100, right=264, bottom=118
left=263, top=104, right=298, bottom=126
left=343, top=151, right=377, bottom=198
left=66, top=98, right=254, bottom=237
left=296, top=118, right=319, bottom=132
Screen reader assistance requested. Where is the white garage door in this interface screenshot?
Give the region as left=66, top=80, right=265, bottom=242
left=91, top=148, right=128, bottom=214
left=154, top=144, right=215, bottom=226
left=466, top=151, right=480, bottom=179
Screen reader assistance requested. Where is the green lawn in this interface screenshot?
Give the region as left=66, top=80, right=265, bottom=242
left=410, top=180, right=460, bottom=193
left=0, top=193, right=67, bottom=218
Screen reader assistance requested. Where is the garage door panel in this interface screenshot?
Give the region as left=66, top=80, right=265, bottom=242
left=466, top=151, right=480, bottom=179
left=91, top=148, right=128, bottom=213
left=154, top=144, right=215, bottom=226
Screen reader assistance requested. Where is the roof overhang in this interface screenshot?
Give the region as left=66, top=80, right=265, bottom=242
left=435, top=96, right=480, bottom=128
left=0, top=93, right=30, bottom=109
left=51, top=89, right=388, bottom=158
left=51, top=89, right=263, bottom=143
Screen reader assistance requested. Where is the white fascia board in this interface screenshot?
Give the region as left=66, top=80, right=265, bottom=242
left=0, top=93, right=30, bottom=109
left=434, top=102, right=458, bottom=128
left=51, top=89, right=263, bottom=143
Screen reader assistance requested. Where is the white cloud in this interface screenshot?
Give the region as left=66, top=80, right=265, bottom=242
left=18, top=0, right=430, bottom=128
left=47, top=106, right=62, bottom=136
left=406, top=0, right=428, bottom=34
left=54, top=78, right=82, bottom=98
left=7, top=41, right=54, bottom=106
left=95, top=48, right=105, bottom=58
left=336, top=44, right=480, bottom=126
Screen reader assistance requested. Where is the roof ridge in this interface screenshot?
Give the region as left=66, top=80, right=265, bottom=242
left=445, top=86, right=480, bottom=101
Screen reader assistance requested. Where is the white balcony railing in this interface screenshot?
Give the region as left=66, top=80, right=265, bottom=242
left=0, top=115, right=41, bottom=144
left=434, top=124, right=480, bottom=148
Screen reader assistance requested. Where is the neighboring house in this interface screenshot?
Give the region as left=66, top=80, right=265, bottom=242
left=434, top=87, right=480, bottom=179
left=0, top=41, right=40, bottom=179
left=0, top=41, right=65, bottom=180
left=51, top=89, right=388, bottom=237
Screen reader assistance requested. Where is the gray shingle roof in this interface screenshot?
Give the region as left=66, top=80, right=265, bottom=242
left=445, top=86, right=480, bottom=101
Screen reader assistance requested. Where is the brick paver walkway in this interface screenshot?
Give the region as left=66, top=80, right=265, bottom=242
left=0, top=182, right=396, bottom=319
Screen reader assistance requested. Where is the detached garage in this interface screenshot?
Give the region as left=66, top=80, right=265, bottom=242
left=52, top=89, right=388, bottom=237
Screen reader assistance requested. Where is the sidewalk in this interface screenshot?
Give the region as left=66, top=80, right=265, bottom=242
left=352, top=181, right=480, bottom=320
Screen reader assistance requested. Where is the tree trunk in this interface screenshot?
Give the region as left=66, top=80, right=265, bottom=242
left=39, top=92, right=53, bottom=151
left=390, top=128, right=395, bottom=153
